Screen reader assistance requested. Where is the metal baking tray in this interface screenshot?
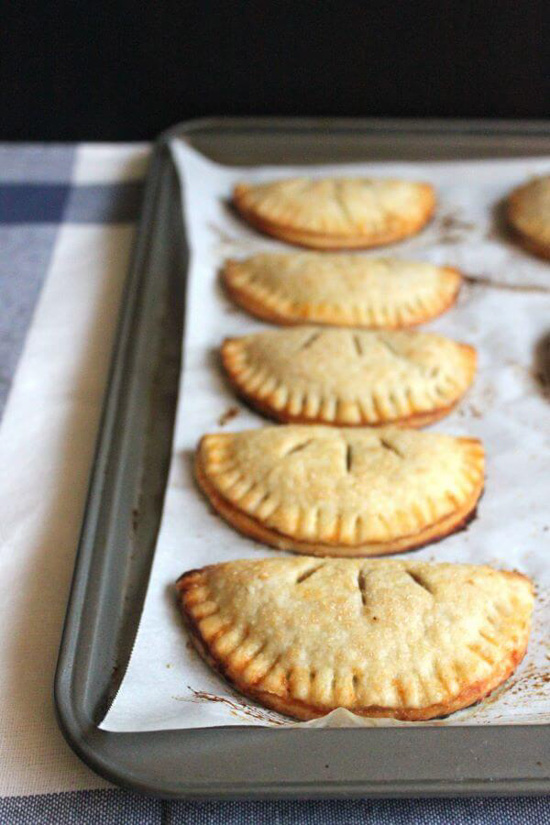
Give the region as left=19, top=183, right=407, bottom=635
left=55, top=118, right=550, bottom=799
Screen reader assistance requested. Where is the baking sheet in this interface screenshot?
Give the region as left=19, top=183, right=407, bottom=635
left=102, top=142, right=550, bottom=732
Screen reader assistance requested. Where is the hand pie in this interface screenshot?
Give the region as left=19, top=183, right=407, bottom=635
left=507, top=175, right=550, bottom=260
left=222, top=327, right=476, bottom=427
left=196, top=426, right=485, bottom=556
left=223, top=254, right=461, bottom=328
left=177, top=557, right=533, bottom=721
left=233, top=177, right=435, bottom=249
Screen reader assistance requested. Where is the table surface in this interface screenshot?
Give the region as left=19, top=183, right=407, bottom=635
left=0, top=142, right=549, bottom=824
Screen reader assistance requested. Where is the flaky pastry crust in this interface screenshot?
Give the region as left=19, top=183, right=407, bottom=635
left=196, top=426, right=485, bottom=556
left=507, top=175, right=550, bottom=260
left=221, top=327, right=477, bottom=427
left=233, top=177, right=435, bottom=249
left=177, top=557, right=533, bottom=721
left=223, top=254, right=462, bottom=328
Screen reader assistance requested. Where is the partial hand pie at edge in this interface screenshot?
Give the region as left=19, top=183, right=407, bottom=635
left=177, top=557, right=533, bottom=721
left=507, top=175, right=550, bottom=261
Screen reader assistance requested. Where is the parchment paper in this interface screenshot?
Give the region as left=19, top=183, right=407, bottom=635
left=101, top=142, right=550, bottom=731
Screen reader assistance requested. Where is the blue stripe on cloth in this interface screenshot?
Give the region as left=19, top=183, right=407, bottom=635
left=168, top=796, right=550, bottom=824
left=63, top=182, right=144, bottom=223
left=0, top=182, right=144, bottom=224
left=0, top=225, right=61, bottom=417
left=0, top=174, right=144, bottom=419
left=3, top=790, right=550, bottom=824
left=0, top=790, right=160, bottom=824
left=0, top=184, right=69, bottom=223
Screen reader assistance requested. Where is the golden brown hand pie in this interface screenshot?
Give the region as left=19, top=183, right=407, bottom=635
left=507, top=175, right=550, bottom=260
left=233, top=177, right=436, bottom=249
left=196, top=426, right=485, bottom=556
left=223, top=254, right=462, bottom=328
left=177, top=557, right=533, bottom=721
left=222, top=327, right=476, bottom=427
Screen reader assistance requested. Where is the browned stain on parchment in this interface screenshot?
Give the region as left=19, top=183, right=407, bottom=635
left=218, top=406, right=240, bottom=427
left=179, top=686, right=286, bottom=725
left=463, top=274, right=550, bottom=294
left=533, top=332, right=550, bottom=399
left=432, top=210, right=476, bottom=245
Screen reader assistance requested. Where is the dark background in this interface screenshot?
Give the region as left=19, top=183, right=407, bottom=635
left=2, top=1, right=548, bottom=141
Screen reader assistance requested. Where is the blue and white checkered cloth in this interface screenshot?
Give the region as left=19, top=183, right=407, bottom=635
left=0, top=143, right=548, bottom=823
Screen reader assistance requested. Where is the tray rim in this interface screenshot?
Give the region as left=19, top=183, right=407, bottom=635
left=55, top=116, right=550, bottom=800
left=164, top=115, right=550, bottom=137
